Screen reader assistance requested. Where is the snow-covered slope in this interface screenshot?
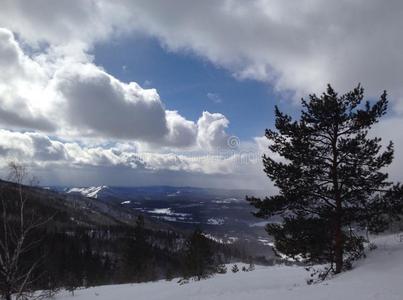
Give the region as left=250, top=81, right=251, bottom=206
left=54, top=233, right=403, bottom=300
left=66, top=186, right=109, bottom=199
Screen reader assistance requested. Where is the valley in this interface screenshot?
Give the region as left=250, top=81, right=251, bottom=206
left=56, top=185, right=275, bottom=258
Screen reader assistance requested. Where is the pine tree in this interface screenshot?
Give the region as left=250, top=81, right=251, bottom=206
left=183, top=229, right=215, bottom=280
left=122, top=215, right=152, bottom=282
left=247, top=85, right=403, bottom=273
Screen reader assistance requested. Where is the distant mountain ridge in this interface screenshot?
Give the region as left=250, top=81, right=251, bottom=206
left=55, top=185, right=263, bottom=202
left=49, top=184, right=272, bottom=257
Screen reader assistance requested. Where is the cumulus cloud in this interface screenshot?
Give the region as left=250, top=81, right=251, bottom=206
left=0, top=129, right=144, bottom=168
left=51, top=63, right=168, bottom=141
left=0, top=28, right=54, bottom=131
left=164, top=110, right=197, bottom=148
left=115, top=0, right=403, bottom=107
left=0, top=26, right=240, bottom=185
left=0, top=27, right=232, bottom=150
left=0, top=0, right=118, bottom=49
left=0, top=130, right=265, bottom=182
left=197, top=112, right=230, bottom=150
left=3, top=1, right=403, bottom=104
left=0, top=130, right=65, bottom=162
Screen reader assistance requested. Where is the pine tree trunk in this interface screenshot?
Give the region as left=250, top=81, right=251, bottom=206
left=332, top=126, right=343, bottom=274
left=334, top=207, right=343, bottom=273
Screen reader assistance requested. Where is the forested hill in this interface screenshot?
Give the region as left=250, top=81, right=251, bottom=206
left=0, top=179, right=140, bottom=228
left=0, top=179, right=246, bottom=293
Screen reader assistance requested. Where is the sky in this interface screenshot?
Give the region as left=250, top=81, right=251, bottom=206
left=0, top=0, right=403, bottom=190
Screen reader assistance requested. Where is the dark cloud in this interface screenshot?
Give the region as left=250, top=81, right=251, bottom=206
left=0, top=107, right=55, bottom=132
left=54, top=63, right=169, bottom=142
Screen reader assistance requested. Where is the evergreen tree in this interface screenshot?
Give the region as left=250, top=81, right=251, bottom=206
left=122, top=215, right=154, bottom=282
left=247, top=85, right=403, bottom=273
left=183, top=229, right=215, bottom=280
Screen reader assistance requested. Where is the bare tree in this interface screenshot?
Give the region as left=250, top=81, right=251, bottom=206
left=0, top=163, right=50, bottom=300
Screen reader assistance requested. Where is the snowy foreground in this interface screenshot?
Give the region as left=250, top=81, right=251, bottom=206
left=56, top=233, right=403, bottom=300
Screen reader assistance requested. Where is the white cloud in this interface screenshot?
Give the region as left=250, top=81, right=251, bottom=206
left=113, top=0, right=403, bottom=106
left=0, top=28, right=54, bottom=131
left=3, top=1, right=403, bottom=105
left=0, top=129, right=269, bottom=189
left=0, top=129, right=144, bottom=169
left=0, top=130, right=66, bottom=162
left=197, top=112, right=230, bottom=150
left=0, top=0, right=117, bottom=48
left=0, top=26, right=245, bottom=186
left=0, top=28, right=233, bottom=151
left=51, top=63, right=168, bottom=142
left=164, top=110, right=197, bottom=148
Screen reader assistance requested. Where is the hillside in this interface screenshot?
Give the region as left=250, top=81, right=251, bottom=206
left=0, top=180, right=187, bottom=231
left=53, top=233, right=403, bottom=300
left=0, top=179, right=248, bottom=290
left=54, top=185, right=273, bottom=258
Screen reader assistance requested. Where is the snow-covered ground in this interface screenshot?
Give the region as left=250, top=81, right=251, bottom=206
left=66, top=186, right=109, bottom=199
left=55, top=233, right=403, bottom=300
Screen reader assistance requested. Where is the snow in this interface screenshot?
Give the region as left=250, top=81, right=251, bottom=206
left=152, top=216, right=178, bottom=222
left=257, top=237, right=272, bottom=246
left=148, top=208, right=190, bottom=217
left=146, top=208, right=196, bottom=223
left=53, top=233, right=403, bottom=300
left=201, top=233, right=238, bottom=244
left=167, top=190, right=181, bottom=197
left=66, top=186, right=108, bottom=199
left=149, top=208, right=172, bottom=215
left=206, top=217, right=225, bottom=225
left=212, top=197, right=242, bottom=204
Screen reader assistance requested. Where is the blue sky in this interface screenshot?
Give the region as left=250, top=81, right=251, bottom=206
left=93, top=34, right=285, bottom=141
